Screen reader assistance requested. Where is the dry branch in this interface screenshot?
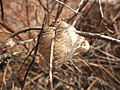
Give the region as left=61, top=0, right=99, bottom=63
left=1, top=25, right=120, bottom=51
left=0, top=26, right=120, bottom=55
left=75, top=30, right=120, bottom=44
left=0, top=38, right=37, bottom=50
left=55, top=0, right=79, bottom=14
left=8, top=26, right=120, bottom=44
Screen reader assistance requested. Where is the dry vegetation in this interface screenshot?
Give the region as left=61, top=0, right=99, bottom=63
left=0, top=0, right=120, bottom=90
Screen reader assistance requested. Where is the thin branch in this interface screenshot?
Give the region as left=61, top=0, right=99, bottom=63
left=50, top=1, right=57, bottom=13
left=71, top=1, right=96, bottom=26
left=25, top=0, right=30, bottom=26
left=8, top=26, right=55, bottom=39
left=49, top=29, right=55, bottom=90
left=21, top=14, right=47, bottom=89
left=0, top=21, right=30, bottom=50
left=55, top=0, right=67, bottom=21
left=38, top=0, right=47, bottom=12
left=0, top=26, right=117, bottom=51
left=98, top=0, right=104, bottom=18
left=98, top=0, right=113, bottom=33
left=18, top=46, right=35, bottom=72
left=75, top=0, right=85, bottom=13
left=0, top=26, right=119, bottom=53
left=0, top=0, right=4, bottom=21
left=0, top=38, right=37, bottom=51
left=55, top=0, right=78, bottom=14
left=46, top=0, right=50, bottom=25
left=54, top=75, right=80, bottom=89
left=72, top=0, right=88, bottom=26
left=16, top=38, right=37, bottom=45
left=26, top=76, right=46, bottom=90
left=0, top=21, right=15, bottom=33
left=0, top=52, right=25, bottom=64
left=75, top=30, right=120, bottom=44
left=87, top=80, right=97, bottom=90
left=0, top=21, right=23, bottom=41
left=8, top=26, right=120, bottom=44
left=21, top=48, right=35, bottom=89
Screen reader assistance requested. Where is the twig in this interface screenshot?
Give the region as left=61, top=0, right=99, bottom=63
left=0, top=38, right=37, bottom=51
left=0, top=26, right=119, bottom=51
left=7, top=26, right=55, bottom=39
left=72, top=0, right=89, bottom=26
left=0, top=21, right=22, bottom=40
left=27, top=76, right=46, bottom=90
left=25, top=0, right=30, bottom=27
left=98, top=0, right=113, bottom=33
left=98, top=0, right=104, bottom=18
left=54, top=75, right=80, bottom=89
left=38, top=0, right=47, bottom=12
left=49, top=29, right=55, bottom=90
left=25, top=73, right=44, bottom=86
left=70, top=60, right=82, bottom=74
left=46, top=0, right=50, bottom=25
left=78, top=1, right=96, bottom=25
left=75, top=30, right=120, bottom=44
left=55, top=0, right=67, bottom=21
left=0, top=21, right=30, bottom=50
left=21, top=14, right=47, bottom=89
left=75, top=0, right=85, bottom=13
left=87, top=79, right=97, bottom=90
left=72, top=0, right=85, bottom=26
left=15, top=26, right=120, bottom=44
left=0, top=21, right=14, bottom=33
left=18, top=46, right=35, bottom=72
left=50, top=0, right=57, bottom=13
left=16, top=38, right=37, bottom=45
left=0, top=52, right=26, bottom=70
left=90, top=63, right=120, bottom=85
left=0, top=0, right=4, bottom=21
left=55, top=0, right=78, bottom=14
left=72, top=1, right=95, bottom=26
left=0, top=26, right=120, bottom=51
left=0, top=21, right=29, bottom=50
